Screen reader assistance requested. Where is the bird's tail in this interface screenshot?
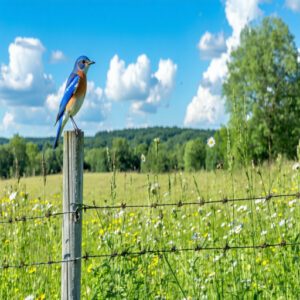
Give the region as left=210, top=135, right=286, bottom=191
left=53, top=117, right=63, bottom=149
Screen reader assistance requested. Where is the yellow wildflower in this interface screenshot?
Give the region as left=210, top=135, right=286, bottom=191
left=37, top=294, right=46, bottom=300
left=28, top=266, right=36, bottom=274
left=150, top=255, right=159, bottom=269
left=262, top=260, right=269, bottom=266
left=87, top=264, right=93, bottom=273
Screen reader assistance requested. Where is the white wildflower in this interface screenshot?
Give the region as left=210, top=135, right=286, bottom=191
left=32, top=204, right=40, bottom=211
left=213, top=254, right=223, bottom=263
left=237, top=205, right=248, bottom=212
left=261, top=230, right=268, bottom=236
left=233, top=224, right=243, bottom=234
left=255, top=199, right=263, bottom=204
left=292, top=162, right=300, bottom=171
left=207, top=137, right=215, bottom=148
left=9, top=191, right=17, bottom=201
left=25, top=296, right=35, bottom=300
left=115, top=210, right=124, bottom=218
left=279, top=219, right=286, bottom=227
left=289, top=199, right=297, bottom=206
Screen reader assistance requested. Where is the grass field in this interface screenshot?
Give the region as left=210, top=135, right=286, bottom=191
left=1, top=161, right=300, bottom=299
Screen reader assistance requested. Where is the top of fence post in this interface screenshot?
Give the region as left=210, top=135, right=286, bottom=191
left=61, top=130, right=84, bottom=300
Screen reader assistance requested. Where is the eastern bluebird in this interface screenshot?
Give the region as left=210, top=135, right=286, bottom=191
left=53, top=55, right=95, bottom=148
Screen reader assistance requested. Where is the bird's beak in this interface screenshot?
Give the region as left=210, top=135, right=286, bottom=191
left=88, top=61, right=95, bottom=65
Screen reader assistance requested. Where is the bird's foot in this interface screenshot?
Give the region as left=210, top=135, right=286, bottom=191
left=75, top=128, right=80, bottom=136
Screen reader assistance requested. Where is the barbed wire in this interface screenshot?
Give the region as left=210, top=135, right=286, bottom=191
left=0, top=211, right=72, bottom=224
left=0, top=192, right=299, bottom=224
left=1, top=240, right=299, bottom=270
left=82, top=192, right=300, bottom=210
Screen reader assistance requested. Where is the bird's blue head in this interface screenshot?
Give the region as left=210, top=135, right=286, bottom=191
left=73, top=55, right=95, bottom=74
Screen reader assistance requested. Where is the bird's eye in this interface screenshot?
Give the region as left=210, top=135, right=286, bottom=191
left=82, top=60, right=86, bottom=64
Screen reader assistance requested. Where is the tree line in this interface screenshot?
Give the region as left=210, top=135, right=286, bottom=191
left=0, top=128, right=217, bottom=178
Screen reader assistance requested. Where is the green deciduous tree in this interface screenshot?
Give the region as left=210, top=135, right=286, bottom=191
left=85, top=148, right=109, bottom=172
left=26, top=142, right=40, bottom=176
left=111, top=138, right=134, bottom=171
left=184, top=139, right=206, bottom=171
left=0, top=145, right=13, bottom=178
left=9, top=134, right=27, bottom=177
left=223, top=17, right=300, bottom=162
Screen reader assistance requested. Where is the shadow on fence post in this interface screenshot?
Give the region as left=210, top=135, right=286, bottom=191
left=62, top=130, right=84, bottom=300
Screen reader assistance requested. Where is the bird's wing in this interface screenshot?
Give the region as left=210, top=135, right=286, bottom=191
left=55, top=73, right=80, bottom=124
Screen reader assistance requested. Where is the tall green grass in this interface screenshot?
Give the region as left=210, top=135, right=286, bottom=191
left=0, top=161, right=300, bottom=299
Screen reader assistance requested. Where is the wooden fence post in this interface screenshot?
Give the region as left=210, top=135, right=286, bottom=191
left=62, top=130, right=84, bottom=300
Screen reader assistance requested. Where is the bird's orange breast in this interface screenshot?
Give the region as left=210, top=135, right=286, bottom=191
left=75, top=70, right=87, bottom=98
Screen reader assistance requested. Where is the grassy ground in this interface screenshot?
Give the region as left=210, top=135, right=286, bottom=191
left=0, top=161, right=300, bottom=299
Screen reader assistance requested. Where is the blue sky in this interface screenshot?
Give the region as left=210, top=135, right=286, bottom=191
left=0, top=0, right=299, bottom=137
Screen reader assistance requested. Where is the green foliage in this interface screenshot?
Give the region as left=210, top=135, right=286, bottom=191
left=9, top=134, right=28, bottom=178
left=142, top=140, right=171, bottom=173
left=0, top=127, right=217, bottom=178
left=85, top=148, right=109, bottom=172
left=184, top=139, right=206, bottom=171
left=0, top=145, right=13, bottom=178
left=26, top=143, right=40, bottom=176
left=111, top=138, right=136, bottom=171
left=223, top=17, right=300, bottom=162
left=89, top=126, right=215, bottom=149
left=44, top=147, right=63, bottom=174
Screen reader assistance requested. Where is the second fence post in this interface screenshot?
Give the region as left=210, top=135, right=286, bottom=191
left=62, top=130, right=84, bottom=300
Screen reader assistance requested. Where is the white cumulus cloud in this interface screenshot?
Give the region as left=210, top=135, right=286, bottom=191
left=0, top=37, right=54, bottom=106
left=184, top=0, right=264, bottom=127
left=51, top=50, right=66, bottom=63
left=105, top=54, right=177, bottom=114
left=105, top=54, right=151, bottom=101
left=2, top=112, right=14, bottom=130
left=131, top=58, right=177, bottom=114
left=285, top=0, right=300, bottom=12
left=184, top=86, right=225, bottom=127
left=198, top=32, right=227, bottom=59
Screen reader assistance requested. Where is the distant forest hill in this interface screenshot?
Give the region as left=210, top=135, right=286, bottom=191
left=0, top=127, right=215, bottom=149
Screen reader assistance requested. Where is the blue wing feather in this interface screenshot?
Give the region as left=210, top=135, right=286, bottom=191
left=55, top=74, right=80, bottom=123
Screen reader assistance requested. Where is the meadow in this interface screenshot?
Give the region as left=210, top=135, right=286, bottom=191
left=0, top=160, right=300, bottom=299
